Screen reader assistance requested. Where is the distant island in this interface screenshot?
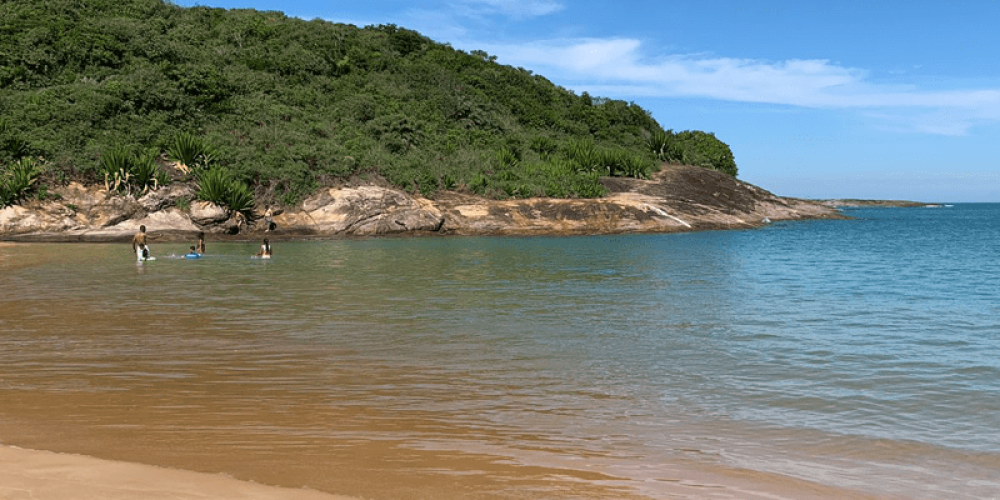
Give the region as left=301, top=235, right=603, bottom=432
left=1, top=0, right=843, bottom=241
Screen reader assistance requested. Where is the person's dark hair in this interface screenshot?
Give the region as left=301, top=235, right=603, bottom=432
left=190, top=246, right=196, bottom=252
left=197, top=232, right=204, bottom=239
left=140, top=225, right=146, bottom=232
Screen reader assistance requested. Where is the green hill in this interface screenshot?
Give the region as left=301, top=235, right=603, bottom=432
left=0, top=0, right=737, bottom=208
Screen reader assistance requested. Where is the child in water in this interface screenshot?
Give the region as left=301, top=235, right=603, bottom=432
left=185, top=245, right=202, bottom=259
left=255, top=238, right=272, bottom=259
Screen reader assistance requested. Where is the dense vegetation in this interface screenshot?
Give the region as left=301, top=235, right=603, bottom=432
left=0, top=0, right=738, bottom=208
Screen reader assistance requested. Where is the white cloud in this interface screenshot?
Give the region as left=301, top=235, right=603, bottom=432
left=454, top=0, right=564, bottom=19
left=473, top=37, right=1000, bottom=135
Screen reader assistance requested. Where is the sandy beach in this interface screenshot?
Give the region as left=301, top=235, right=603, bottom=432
left=1, top=444, right=893, bottom=500
left=0, top=445, right=353, bottom=500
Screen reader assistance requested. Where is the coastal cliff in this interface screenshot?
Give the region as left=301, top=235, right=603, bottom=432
left=0, top=164, right=843, bottom=242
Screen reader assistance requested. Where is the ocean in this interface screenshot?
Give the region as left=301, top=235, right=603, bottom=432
left=1, top=203, right=998, bottom=499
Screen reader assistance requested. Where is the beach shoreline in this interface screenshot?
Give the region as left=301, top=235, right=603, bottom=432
left=0, top=443, right=893, bottom=500
left=0, top=445, right=352, bottom=500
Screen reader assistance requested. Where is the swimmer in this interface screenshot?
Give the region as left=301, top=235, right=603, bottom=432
left=195, top=232, right=206, bottom=254
left=254, top=238, right=272, bottom=259
left=185, top=245, right=202, bottom=259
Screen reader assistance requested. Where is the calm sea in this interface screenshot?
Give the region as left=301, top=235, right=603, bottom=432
left=1, top=203, right=998, bottom=499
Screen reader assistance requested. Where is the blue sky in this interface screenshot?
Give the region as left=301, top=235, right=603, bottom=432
left=173, top=0, right=1000, bottom=202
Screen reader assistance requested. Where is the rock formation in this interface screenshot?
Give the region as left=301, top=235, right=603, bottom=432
left=0, top=165, right=844, bottom=242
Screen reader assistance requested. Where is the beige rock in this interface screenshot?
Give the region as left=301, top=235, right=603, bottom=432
left=189, top=200, right=228, bottom=226
left=114, top=208, right=200, bottom=233
left=138, top=184, right=195, bottom=212
left=298, top=186, right=444, bottom=235
left=1, top=164, right=845, bottom=241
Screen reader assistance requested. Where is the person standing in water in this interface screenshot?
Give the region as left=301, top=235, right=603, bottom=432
left=255, top=238, right=272, bottom=259
left=195, top=232, right=206, bottom=254
left=132, top=225, right=149, bottom=260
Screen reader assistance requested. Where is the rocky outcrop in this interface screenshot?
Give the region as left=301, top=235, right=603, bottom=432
left=284, top=186, right=444, bottom=235
left=189, top=200, right=228, bottom=226
left=0, top=165, right=845, bottom=242
left=432, top=165, right=843, bottom=235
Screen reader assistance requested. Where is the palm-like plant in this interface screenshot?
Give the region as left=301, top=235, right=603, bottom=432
left=0, top=157, right=40, bottom=207
left=565, top=140, right=600, bottom=172
left=225, top=181, right=255, bottom=215
left=197, top=167, right=254, bottom=218
left=168, top=132, right=216, bottom=171
left=131, top=149, right=170, bottom=193
left=100, top=146, right=168, bottom=194
left=647, top=129, right=683, bottom=163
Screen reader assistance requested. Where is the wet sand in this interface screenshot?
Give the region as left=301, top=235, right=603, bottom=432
left=0, top=443, right=891, bottom=500
left=0, top=445, right=350, bottom=500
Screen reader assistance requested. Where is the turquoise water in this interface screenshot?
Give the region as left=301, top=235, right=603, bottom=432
left=1, top=204, right=999, bottom=499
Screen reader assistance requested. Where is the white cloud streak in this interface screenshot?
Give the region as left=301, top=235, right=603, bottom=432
left=475, top=37, right=1000, bottom=135
left=454, top=0, right=565, bottom=19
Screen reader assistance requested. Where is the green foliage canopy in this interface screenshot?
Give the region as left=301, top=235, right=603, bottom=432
left=0, top=0, right=739, bottom=205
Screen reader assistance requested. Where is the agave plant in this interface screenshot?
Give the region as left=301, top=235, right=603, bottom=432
left=572, top=170, right=607, bottom=198
left=598, top=149, right=627, bottom=176
left=225, top=180, right=255, bottom=216
left=197, top=167, right=254, bottom=218
left=647, top=129, right=683, bottom=163
left=565, top=140, right=600, bottom=172
left=196, top=168, right=231, bottom=206
left=1, top=157, right=40, bottom=207
left=624, top=154, right=653, bottom=179
left=529, top=136, right=557, bottom=158
left=131, top=149, right=170, bottom=193
left=496, top=146, right=519, bottom=169
left=99, top=145, right=133, bottom=181
left=168, top=132, right=216, bottom=171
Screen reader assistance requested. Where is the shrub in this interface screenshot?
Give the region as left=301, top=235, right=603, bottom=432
left=673, top=130, right=738, bottom=177
left=0, top=120, right=33, bottom=161
left=196, top=167, right=254, bottom=217
left=529, top=136, right=557, bottom=158
left=195, top=167, right=231, bottom=206
left=99, top=145, right=169, bottom=194
left=496, top=146, right=518, bottom=169
left=132, top=149, right=171, bottom=192
left=647, top=129, right=683, bottom=163
left=167, top=132, right=216, bottom=171
left=0, top=157, right=41, bottom=207
left=623, top=154, right=653, bottom=179
left=565, top=140, right=601, bottom=172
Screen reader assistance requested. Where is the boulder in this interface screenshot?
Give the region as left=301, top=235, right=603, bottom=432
left=299, top=186, right=444, bottom=235
left=138, top=184, right=195, bottom=212
left=0, top=203, right=79, bottom=235
left=189, top=200, right=229, bottom=226
left=91, top=196, right=141, bottom=228
left=114, top=208, right=199, bottom=233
